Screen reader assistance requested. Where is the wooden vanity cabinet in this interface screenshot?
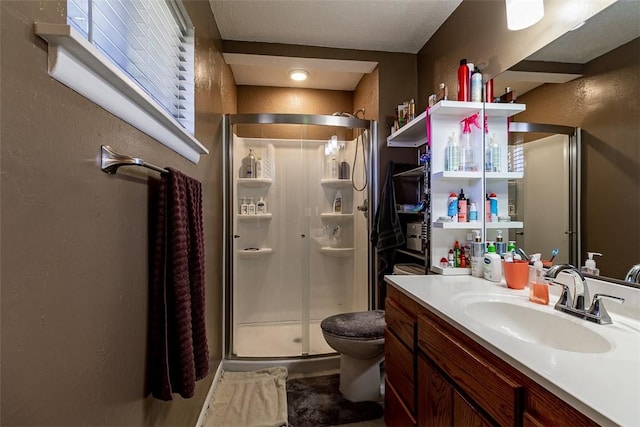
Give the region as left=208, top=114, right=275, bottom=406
left=385, top=283, right=599, bottom=427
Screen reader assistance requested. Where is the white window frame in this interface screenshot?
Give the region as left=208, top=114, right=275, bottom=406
left=35, top=12, right=208, bottom=163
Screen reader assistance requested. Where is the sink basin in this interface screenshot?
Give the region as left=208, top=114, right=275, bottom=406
left=456, top=295, right=612, bottom=354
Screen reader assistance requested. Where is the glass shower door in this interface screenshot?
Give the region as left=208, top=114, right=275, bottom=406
left=228, top=118, right=370, bottom=359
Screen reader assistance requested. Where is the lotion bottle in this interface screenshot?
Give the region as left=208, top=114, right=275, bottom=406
left=483, top=243, right=502, bottom=282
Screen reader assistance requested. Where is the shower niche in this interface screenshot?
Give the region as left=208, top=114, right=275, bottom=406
left=224, top=114, right=377, bottom=361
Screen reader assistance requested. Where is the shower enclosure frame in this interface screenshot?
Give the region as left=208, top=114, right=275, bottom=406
left=222, top=113, right=378, bottom=366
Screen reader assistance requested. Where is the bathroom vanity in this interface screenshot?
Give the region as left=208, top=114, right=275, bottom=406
left=384, top=274, right=640, bottom=426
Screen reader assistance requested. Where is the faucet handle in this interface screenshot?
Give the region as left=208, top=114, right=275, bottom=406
left=548, top=280, right=572, bottom=309
left=588, top=294, right=625, bottom=325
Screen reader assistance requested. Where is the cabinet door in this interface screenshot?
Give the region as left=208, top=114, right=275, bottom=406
left=385, top=378, right=417, bottom=427
left=385, top=327, right=415, bottom=415
left=418, top=355, right=453, bottom=427
left=453, top=391, right=491, bottom=427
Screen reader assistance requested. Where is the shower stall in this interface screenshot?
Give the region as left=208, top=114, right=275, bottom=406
left=223, top=113, right=378, bottom=368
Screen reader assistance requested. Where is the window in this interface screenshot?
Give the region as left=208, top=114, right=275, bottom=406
left=36, top=0, right=207, bottom=162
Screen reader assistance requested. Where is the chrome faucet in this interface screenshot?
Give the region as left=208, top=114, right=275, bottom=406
left=544, top=264, right=625, bottom=325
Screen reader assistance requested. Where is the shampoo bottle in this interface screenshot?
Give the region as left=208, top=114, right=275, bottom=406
left=529, top=254, right=549, bottom=304
left=247, top=198, right=256, bottom=215
left=240, top=198, right=248, bottom=215
left=256, top=197, right=267, bottom=214
left=483, top=243, right=502, bottom=282
left=333, top=191, right=343, bottom=213
left=243, top=149, right=256, bottom=178
left=581, top=252, right=602, bottom=275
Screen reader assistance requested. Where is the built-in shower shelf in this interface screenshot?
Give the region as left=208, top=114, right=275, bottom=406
left=238, top=178, right=273, bottom=187
left=320, top=213, right=353, bottom=220
left=237, top=214, right=273, bottom=220
left=320, top=179, right=352, bottom=188
left=320, top=247, right=354, bottom=257
left=238, top=248, right=274, bottom=257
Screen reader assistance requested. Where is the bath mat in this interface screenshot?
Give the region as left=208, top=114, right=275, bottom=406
left=286, top=374, right=383, bottom=427
left=205, top=367, right=288, bottom=427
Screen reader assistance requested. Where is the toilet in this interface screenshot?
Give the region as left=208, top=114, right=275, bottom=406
left=320, top=310, right=385, bottom=402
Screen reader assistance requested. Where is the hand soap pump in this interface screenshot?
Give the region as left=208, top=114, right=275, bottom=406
left=483, top=243, right=502, bottom=282
left=529, top=254, right=549, bottom=305
left=581, top=252, right=602, bottom=275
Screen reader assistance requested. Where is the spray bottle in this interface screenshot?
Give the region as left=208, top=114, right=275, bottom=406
left=460, top=114, right=480, bottom=171
left=581, top=252, right=602, bottom=275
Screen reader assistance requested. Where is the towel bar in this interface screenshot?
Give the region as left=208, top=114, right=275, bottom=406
left=100, top=145, right=167, bottom=175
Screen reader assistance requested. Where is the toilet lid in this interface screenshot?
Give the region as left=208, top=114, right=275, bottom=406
left=320, top=310, right=385, bottom=340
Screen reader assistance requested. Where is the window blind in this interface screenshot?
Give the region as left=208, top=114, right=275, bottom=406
left=67, top=0, right=194, bottom=134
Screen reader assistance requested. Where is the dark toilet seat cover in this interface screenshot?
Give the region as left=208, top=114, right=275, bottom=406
left=320, top=310, right=385, bottom=340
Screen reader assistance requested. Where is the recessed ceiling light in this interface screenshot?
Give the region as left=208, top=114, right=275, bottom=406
left=289, top=69, right=309, bottom=81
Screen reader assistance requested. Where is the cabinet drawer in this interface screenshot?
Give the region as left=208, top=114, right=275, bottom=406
left=418, top=314, right=523, bottom=427
left=385, top=378, right=417, bottom=427
left=385, top=327, right=415, bottom=415
left=386, top=296, right=416, bottom=348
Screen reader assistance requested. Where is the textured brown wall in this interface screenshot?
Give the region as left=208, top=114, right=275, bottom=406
left=235, top=85, right=354, bottom=139
left=0, top=0, right=235, bottom=425
left=416, top=0, right=612, bottom=109
left=515, top=39, right=640, bottom=279
left=223, top=41, right=418, bottom=184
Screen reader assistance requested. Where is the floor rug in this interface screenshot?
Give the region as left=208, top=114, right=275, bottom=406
left=286, top=374, right=383, bottom=427
left=205, top=367, right=288, bottom=427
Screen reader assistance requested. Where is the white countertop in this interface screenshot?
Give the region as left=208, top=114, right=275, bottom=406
left=384, top=274, right=640, bottom=426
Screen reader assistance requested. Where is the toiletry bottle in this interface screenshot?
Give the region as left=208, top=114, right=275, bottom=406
left=457, top=188, right=467, bottom=222
left=471, top=232, right=485, bottom=277
left=408, top=99, right=416, bottom=122
left=448, top=249, right=454, bottom=268
left=529, top=255, right=549, bottom=305
left=581, top=252, right=602, bottom=275
left=485, top=194, right=492, bottom=223
left=483, top=243, right=502, bottom=282
left=485, top=133, right=501, bottom=172
left=333, top=190, right=343, bottom=213
left=437, top=83, right=448, bottom=102
left=243, top=149, right=256, bottom=178
left=485, top=79, right=494, bottom=103
left=256, top=156, right=263, bottom=178
left=470, top=67, right=483, bottom=102
left=256, top=197, right=267, bottom=214
left=447, top=192, right=458, bottom=222
left=460, top=116, right=478, bottom=171
left=457, top=59, right=470, bottom=101
left=247, top=198, right=256, bottom=215
left=507, top=240, right=516, bottom=253
left=454, top=240, right=461, bottom=267
left=240, top=198, right=248, bottom=215
left=469, top=202, right=478, bottom=222
left=339, top=159, right=350, bottom=180
left=495, top=230, right=507, bottom=255
left=445, top=132, right=460, bottom=172
left=329, top=158, right=339, bottom=179
left=489, top=193, right=498, bottom=222
left=460, top=246, right=467, bottom=268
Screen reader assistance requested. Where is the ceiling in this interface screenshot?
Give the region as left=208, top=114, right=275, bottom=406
left=209, top=0, right=640, bottom=94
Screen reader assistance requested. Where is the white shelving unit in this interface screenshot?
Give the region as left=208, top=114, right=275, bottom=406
left=388, top=99, right=526, bottom=275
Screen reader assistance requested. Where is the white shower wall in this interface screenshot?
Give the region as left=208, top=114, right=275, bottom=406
left=232, top=133, right=369, bottom=357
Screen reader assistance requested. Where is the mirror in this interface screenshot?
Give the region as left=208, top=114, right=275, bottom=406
left=492, top=1, right=640, bottom=283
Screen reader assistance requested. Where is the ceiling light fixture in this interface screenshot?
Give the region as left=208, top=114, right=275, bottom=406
left=506, top=0, right=544, bottom=31
left=289, top=69, right=309, bottom=81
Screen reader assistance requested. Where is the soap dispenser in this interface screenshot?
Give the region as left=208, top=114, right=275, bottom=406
left=581, top=252, right=602, bottom=275
left=529, top=254, right=549, bottom=305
